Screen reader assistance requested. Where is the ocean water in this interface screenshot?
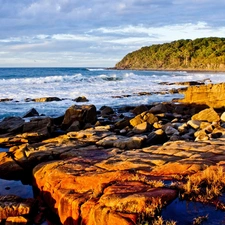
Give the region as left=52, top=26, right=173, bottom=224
left=1, top=67, right=225, bottom=120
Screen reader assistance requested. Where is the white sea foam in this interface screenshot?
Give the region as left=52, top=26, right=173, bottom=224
left=1, top=68, right=225, bottom=119
left=87, top=68, right=106, bottom=71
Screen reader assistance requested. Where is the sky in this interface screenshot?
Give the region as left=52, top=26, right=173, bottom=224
left=1, top=0, right=225, bottom=67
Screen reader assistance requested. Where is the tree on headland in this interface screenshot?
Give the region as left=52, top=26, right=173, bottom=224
left=115, top=37, right=225, bottom=71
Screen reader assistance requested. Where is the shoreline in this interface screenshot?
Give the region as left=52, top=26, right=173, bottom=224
left=1, top=79, right=225, bottom=224
left=109, top=67, right=225, bottom=73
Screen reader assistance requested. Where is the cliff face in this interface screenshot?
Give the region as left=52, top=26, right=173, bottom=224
left=178, top=82, right=225, bottom=108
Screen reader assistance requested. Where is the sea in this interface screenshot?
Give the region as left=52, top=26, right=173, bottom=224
left=1, top=67, right=225, bottom=120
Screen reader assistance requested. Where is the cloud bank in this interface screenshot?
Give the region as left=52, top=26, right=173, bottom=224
left=0, top=0, right=225, bottom=67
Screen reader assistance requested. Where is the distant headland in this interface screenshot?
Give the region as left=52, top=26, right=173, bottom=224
left=114, top=37, right=225, bottom=71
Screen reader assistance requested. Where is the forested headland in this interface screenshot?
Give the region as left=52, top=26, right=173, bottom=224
left=115, top=37, right=225, bottom=71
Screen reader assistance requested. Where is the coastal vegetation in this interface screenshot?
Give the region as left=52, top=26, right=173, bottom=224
left=115, top=37, right=225, bottom=70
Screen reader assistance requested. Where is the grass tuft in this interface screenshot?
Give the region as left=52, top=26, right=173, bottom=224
left=176, top=166, right=225, bottom=201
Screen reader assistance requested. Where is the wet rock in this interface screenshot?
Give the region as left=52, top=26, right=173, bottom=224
left=73, top=96, right=89, bottom=102
left=135, top=91, right=152, bottom=96
left=0, top=117, right=25, bottom=134
left=62, top=105, right=97, bottom=130
left=22, top=108, right=39, bottom=118
left=173, top=81, right=205, bottom=86
left=100, top=106, right=114, bottom=116
left=33, top=97, right=61, bottom=102
left=24, top=98, right=33, bottom=102
left=191, top=108, right=220, bottom=122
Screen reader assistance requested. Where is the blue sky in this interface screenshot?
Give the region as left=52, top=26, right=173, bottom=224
left=1, top=0, right=225, bottom=67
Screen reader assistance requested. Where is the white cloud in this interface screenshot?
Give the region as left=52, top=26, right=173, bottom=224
left=1, top=1, right=225, bottom=66
left=52, top=34, right=100, bottom=42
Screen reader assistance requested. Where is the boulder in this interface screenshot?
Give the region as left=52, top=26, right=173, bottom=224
left=96, top=135, right=146, bottom=149
left=0, top=117, right=25, bottom=134
left=62, top=105, right=97, bottom=130
left=146, top=129, right=168, bottom=145
left=33, top=97, right=61, bottom=102
left=169, top=134, right=183, bottom=141
left=165, top=126, right=179, bottom=136
left=210, top=132, right=222, bottom=139
left=187, top=120, right=201, bottom=130
left=132, top=122, right=149, bottom=134
left=200, top=122, right=212, bottom=130
left=73, top=96, right=89, bottom=102
left=153, top=122, right=163, bottom=129
left=22, top=117, right=53, bottom=142
left=132, top=105, right=148, bottom=115
left=130, top=112, right=158, bottom=127
left=195, top=134, right=209, bottom=141
left=22, top=108, right=39, bottom=118
left=0, top=98, right=13, bottom=102
left=177, top=123, right=188, bottom=133
left=67, top=121, right=80, bottom=132
left=194, top=130, right=207, bottom=138
left=191, top=108, right=220, bottom=122
left=100, top=106, right=114, bottom=116
left=114, top=118, right=131, bottom=130
left=149, top=103, right=168, bottom=114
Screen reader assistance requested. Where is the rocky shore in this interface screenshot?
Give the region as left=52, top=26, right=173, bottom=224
left=1, top=82, right=225, bottom=224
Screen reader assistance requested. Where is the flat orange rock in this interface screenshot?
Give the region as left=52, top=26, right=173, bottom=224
left=33, top=158, right=177, bottom=225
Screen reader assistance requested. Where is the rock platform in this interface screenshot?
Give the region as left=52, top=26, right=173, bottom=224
left=1, top=96, right=225, bottom=224
left=32, top=136, right=225, bottom=225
